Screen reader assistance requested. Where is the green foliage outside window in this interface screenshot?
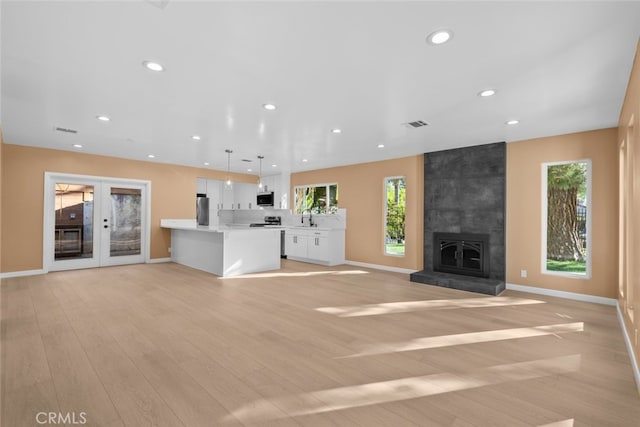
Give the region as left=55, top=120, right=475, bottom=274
left=294, top=184, right=338, bottom=214
left=385, top=177, right=406, bottom=256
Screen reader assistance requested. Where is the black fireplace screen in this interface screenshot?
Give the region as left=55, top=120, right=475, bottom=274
left=434, top=232, right=490, bottom=278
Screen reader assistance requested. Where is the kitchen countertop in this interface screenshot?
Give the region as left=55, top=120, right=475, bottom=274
left=161, top=219, right=342, bottom=232
left=160, top=219, right=283, bottom=232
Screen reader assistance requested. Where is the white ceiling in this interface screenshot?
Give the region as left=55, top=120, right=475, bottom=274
left=1, top=1, right=639, bottom=175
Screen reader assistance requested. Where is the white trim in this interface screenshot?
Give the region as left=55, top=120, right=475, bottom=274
left=506, top=283, right=616, bottom=306
left=506, top=282, right=639, bottom=392
left=0, top=269, right=47, bottom=279
left=345, top=260, right=414, bottom=274
left=292, top=182, right=338, bottom=214
left=616, top=303, right=640, bottom=394
left=383, top=176, right=406, bottom=258
left=541, top=159, right=592, bottom=279
left=148, top=257, right=172, bottom=264
left=44, top=172, right=151, bottom=272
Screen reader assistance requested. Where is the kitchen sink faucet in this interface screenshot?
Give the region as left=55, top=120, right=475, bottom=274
left=301, top=209, right=314, bottom=227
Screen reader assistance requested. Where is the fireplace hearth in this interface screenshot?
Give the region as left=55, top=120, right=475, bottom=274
left=434, top=232, right=490, bottom=278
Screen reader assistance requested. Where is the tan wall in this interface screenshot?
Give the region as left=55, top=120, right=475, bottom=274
left=291, top=156, right=424, bottom=271
left=0, top=144, right=256, bottom=273
left=506, top=128, right=619, bottom=299
left=618, top=41, right=640, bottom=382
left=0, top=129, right=3, bottom=272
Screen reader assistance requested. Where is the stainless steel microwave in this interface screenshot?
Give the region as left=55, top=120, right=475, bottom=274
left=257, top=192, right=274, bottom=207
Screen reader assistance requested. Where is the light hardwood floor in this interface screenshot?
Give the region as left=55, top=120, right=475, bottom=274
left=2, top=260, right=639, bottom=426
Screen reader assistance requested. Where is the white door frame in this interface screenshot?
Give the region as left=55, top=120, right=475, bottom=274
left=43, top=172, right=152, bottom=272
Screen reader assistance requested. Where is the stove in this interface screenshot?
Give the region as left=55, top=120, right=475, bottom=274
left=249, top=216, right=282, bottom=227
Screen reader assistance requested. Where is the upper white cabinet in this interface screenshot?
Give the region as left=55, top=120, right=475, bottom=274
left=196, top=178, right=208, bottom=195
left=197, top=178, right=278, bottom=210
left=220, top=181, right=235, bottom=210
left=260, top=173, right=290, bottom=209
left=234, top=182, right=258, bottom=210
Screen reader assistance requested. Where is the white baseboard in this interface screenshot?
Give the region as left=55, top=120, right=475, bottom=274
left=148, top=257, right=172, bottom=264
left=616, top=303, right=640, bottom=394
left=507, top=282, right=638, bottom=393
left=0, top=260, right=171, bottom=278
left=344, top=260, right=415, bottom=274
left=506, top=283, right=617, bottom=306
left=0, top=269, right=47, bottom=279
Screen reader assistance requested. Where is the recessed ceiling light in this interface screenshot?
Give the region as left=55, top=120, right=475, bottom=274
left=72, top=144, right=83, bottom=148
left=478, top=89, right=496, bottom=97
left=427, top=29, right=453, bottom=45
left=96, top=115, right=111, bottom=122
left=143, top=60, right=164, bottom=72
left=377, top=144, right=385, bottom=148
left=203, top=162, right=210, bottom=166
left=271, top=164, right=277, bottom=168
left=147, top=154, right=155, bottom=159
left=263, top=103, right=277, bottom=111
left=506, top=119, right=520, bottom=125
left=302, top=159, right=308, bottom=163
left=331, top=128, right=342, bottom=134
left=191, top=135, right=201, bottom=141
left=247, top=168, right=253, bottom=172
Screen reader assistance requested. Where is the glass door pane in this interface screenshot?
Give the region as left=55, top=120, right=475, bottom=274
left=109, top=187, right=142, bottom=257
left=100, top=182, right=145, bottom=267
left=47, top=174, right=147, bottom=271
left=54, top=183, right=95, bottom=261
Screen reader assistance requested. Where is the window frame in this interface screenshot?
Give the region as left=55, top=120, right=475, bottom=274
left=293, top=182, right=338, bottom=214
left=541, top=159, right=592, bottom=279
left=384, top=176, right=406, bottom=257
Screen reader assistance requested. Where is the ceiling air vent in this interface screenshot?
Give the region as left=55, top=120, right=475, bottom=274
left=54, top=126, right=78, bottom=134
left=403, top=120, right=429, bottom=129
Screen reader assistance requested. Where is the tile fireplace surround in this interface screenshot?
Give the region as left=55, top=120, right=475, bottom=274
left=411, top=142, right=506, bottom=295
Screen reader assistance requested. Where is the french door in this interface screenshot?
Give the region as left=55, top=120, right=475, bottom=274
left=44, top=173, right=150, bottom=271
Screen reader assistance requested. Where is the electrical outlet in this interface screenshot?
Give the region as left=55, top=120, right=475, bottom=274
left=520, top=270, right=527, bottom=278
left=168, top=247, right=172, bottom=254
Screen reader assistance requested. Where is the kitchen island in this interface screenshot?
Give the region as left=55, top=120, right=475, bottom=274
left=161, top=219, right=281, bottom=277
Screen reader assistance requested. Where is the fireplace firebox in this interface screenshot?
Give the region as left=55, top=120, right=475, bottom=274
left=433, top=232, right=490, bottom=278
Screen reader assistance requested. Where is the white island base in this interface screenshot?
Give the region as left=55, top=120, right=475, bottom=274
left=162, top=220, right=281, bottom=277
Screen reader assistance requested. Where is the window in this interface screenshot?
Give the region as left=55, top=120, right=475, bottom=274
left=385, top=177, right=406, bottom=256
left=542, top=160, right=591, bottom=277
left=294, top=183, right=338, bottom=214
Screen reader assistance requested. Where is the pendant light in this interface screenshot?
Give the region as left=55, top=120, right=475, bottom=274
left=224, top=149, right=233, bottom=189
left=257, top=155, right=264, bottom=191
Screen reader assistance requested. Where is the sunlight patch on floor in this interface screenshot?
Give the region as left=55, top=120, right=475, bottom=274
left=219, top=269, right=369, bottom=280
left=224, top=355, right=581, bottom=423
left=537, top=419, right=575, bottom=427
left=342, top=322, right=584, bottom=357
left=316, top=296, right=545, bottom=317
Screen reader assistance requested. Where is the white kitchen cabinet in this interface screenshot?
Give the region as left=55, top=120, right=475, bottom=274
left=220, top=181, right=235, bottom=210
left=260, top=174, right=289, bottom=208
left=307, top=230, right=330, bottom=261
left=285, top=231, right=309, bottom=258
left=234, top=182, right=258, bottom=209
left=285, top=228, right=345, bottom=266
left=196, top=178, right=208, bottom=195
left=205, top=180, right=222, bottom=224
